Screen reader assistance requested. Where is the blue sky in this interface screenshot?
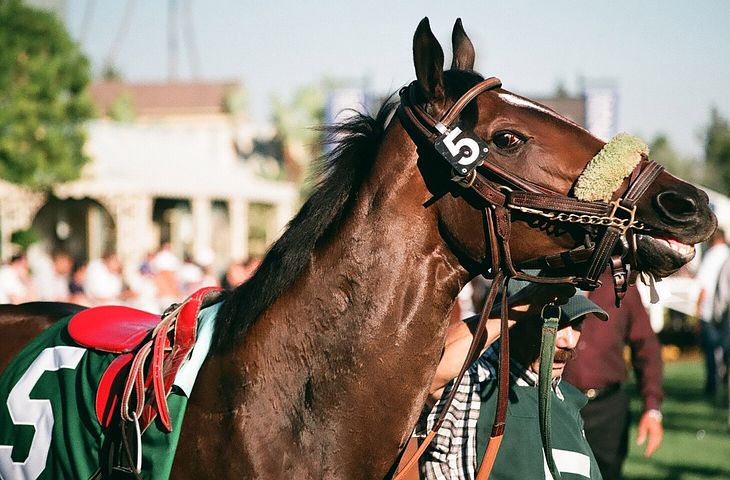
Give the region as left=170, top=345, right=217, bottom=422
left=64, top=0, right=730, bottom=158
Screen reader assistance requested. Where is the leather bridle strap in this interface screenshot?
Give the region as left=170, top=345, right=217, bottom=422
left=398, top=77, right=504, bottom=143
left=475, top=276, right=511, bottom=480
left=393, top=271, right=505, bottom=480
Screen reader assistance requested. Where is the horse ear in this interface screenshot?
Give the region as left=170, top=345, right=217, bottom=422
left=413, top=17, right=445, bottom=101
left=451, top=18, right=475, bottom=71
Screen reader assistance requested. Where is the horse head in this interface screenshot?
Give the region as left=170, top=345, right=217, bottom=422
left=404, top=18, right=716, bottom=287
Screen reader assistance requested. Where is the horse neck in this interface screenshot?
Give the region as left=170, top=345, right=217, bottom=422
left=213, top=124, right=466, bottom=473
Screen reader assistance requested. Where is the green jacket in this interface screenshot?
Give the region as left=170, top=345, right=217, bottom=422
left=476, top=380, right=602, bottom=480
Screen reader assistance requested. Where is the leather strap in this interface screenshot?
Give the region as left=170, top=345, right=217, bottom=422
left=538, top=305, right=562, bottom=480
left=393, top=270, right=505, bottom=480
left=475, top=278, right=511, bottom=480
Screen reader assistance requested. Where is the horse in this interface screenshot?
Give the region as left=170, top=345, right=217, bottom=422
left=0, top=17, right=716, bottom=479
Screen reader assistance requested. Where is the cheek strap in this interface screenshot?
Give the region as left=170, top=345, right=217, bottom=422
left=574, top=133, right=649, bottom=202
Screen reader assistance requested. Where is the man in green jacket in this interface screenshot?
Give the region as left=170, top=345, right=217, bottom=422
left=420, top=280, right=608, bottom=480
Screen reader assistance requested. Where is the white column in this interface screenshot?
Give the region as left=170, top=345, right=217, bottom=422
left=229, top=198, right=248, bottom=262
left=98, top=194, right=153, bottom=265
left=0, top=191, right=45, bottom=261
left=274, top=200, right=295, bottom=241
left=191, top=196, right=212, bottom=262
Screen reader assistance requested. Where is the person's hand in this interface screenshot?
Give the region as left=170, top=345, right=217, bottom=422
left=636, top=410, right=664, bottom=457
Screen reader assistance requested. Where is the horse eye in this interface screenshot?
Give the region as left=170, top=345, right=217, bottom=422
left=492, top=131, right=524, bottom=150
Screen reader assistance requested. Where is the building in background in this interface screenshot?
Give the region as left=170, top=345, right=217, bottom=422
left=0, top=81, right=297, bottom=274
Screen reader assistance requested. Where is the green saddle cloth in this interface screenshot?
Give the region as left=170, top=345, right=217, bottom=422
left=0, top=315, right=188, bottom=480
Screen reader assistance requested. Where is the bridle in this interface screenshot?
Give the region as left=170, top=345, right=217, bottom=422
left=393, top=75, right=665, bottom=480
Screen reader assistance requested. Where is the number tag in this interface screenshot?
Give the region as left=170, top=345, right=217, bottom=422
left=433, top=122, right=489, bottom=177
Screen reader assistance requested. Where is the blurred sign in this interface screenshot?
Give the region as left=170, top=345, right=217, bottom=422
left=324, top=88, right=368, bottom=152
left=325, top=88, right=367, bottom=125
left=584, top=85, right=619, bottom=141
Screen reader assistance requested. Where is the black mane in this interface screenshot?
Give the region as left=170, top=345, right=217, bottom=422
left=210, top=101, right=398, bottom=353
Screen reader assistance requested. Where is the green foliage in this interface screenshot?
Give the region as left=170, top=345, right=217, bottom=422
left=0, top=0, right=95, bottom=190
left=703, top=108, right=730, bottom=195
left=271, top=83, right=327, bottom=189
left=650, top=134, right=705, bottom=185
left=108, top=91, right=135, bottom=122
left=10, top=228, right=39, bottom=251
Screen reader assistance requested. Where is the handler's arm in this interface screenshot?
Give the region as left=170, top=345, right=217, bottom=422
left=429, top=283, right=575, bottom=402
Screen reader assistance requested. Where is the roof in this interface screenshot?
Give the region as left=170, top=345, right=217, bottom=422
left=90, top=81, right=240, bottom=117
left=54, top=119, right=296, bottom=204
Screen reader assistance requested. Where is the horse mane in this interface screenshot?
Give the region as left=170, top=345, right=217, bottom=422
left=210, top=100, right=398, bottom=353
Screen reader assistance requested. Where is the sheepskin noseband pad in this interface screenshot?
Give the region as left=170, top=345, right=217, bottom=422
left=574, top=132, right=649, bottom=202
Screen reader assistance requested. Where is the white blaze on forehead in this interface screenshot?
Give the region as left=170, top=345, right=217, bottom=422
left=498, top=93, right=562, bottom=118
left=497, top=92, right=598, bottom=138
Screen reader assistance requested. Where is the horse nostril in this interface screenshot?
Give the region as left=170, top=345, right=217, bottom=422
left=654, top=191, right=697, bottom=221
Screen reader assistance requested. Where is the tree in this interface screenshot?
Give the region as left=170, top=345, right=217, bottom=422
left=0, top=0, right=94, bottom=190
left=703, top=107, right=730, bottom=195
left=271, top=84, right=326, bottom=186
left=649, top=134, right=703, bottom=185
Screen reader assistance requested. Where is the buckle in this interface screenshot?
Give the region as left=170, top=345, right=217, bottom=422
left=608, top=200, right=638, bottom=235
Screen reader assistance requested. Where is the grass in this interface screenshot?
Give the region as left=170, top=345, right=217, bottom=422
left=623, top=357, right=730, bottom=480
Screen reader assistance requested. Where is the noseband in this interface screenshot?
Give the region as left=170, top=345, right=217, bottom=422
left=393, top=76, right=664, bottom=480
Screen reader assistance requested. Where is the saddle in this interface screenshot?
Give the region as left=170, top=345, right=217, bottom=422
left=67, top=287, right=224, bottom=478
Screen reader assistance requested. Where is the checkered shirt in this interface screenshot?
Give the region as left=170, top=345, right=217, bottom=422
left=418, top=341, right=563, bottom=480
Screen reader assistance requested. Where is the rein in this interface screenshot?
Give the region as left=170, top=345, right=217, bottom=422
left=393, top=76, right=664, bottom=479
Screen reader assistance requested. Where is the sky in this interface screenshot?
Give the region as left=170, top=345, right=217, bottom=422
left=62, top=0, right=730, bottom=158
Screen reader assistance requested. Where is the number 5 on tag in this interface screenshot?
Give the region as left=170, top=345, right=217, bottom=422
left=434, top=122, right=489, bottom=177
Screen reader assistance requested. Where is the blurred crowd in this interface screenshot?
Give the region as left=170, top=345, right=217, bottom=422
left=0, top=243, right=261, bottom=314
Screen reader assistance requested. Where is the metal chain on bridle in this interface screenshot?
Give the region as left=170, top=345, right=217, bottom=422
left=393, top=76, right=664, bottom=480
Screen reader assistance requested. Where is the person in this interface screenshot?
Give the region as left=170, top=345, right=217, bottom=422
left=83, top=251, right=125, bottom=305
left=0, top=254, right=33, bottom=304
left=562, top=268, right=664, bottom=480
left=32, top=249, right=73, bottom=301
left=712, top=254, right=730, bottom=373
left=419, top=279, right=608, bottom=480
left=151, top=242, right=181, bottom=307
left=178, top=253, right=204, bottom=297
left=68, top=260, right=89, bottom=306
left=220, top=257, right=260, bottom=290
left=694, top=227, right=729, bottom=396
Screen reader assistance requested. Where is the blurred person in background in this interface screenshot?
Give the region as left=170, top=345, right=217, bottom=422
left=712, top=253, right=730, bottom=377
left=563, top=267, right=664, bottom=480
left=695, top=227, right=729, bottom=397
left=151, top=242, right=181, bottom=308
left=125, top=256, right=160, bottom=313
left=178, top=253, right=203, bottom=297
left=194, top=247, right=219, bottom=288
left=84, top=251, right=125, bottom=305
left=242, top=255, right=262, bottom=282
left=0, top=254, right=33, bottom=304
left=32, top=249, right=73, bottom=301
left=68, top=260, right=89, bottom=306
left=221, top=260, right=248, bottom=290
